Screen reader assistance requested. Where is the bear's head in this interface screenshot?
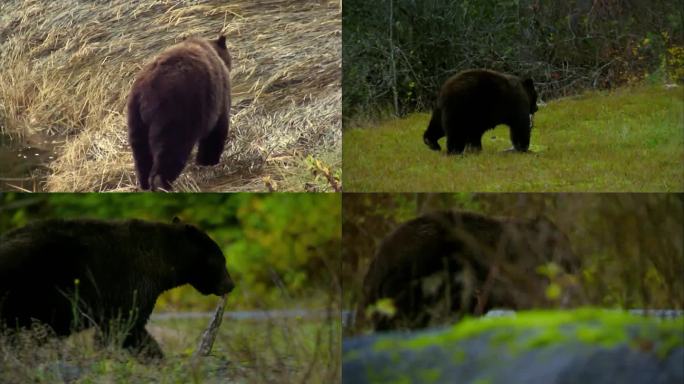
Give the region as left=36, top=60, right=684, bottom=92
left=211, top=35, right=232, bottom=72
left=423, top=129, right=442, bottom=151
left=423, top=109, right=443, bottom=151
left=522, top=78, right=538, bottom=114
left=172, top=217, right=235, bottom=296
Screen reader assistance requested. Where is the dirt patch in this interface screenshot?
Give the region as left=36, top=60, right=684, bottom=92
left=0, top=0, right=341, bottom=192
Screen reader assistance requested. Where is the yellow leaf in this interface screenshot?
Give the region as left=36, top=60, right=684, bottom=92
left=366, top=297, right=397, bottom=318
left=546, top=283, right=562, bottom=300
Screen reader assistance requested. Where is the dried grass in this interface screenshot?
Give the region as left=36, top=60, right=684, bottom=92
left=0, top=0, right=341, bottom=191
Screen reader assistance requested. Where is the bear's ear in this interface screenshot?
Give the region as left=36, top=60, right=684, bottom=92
left=172, top=216, right=181, bottom=224
left=217, top=35, right=227, bottom=48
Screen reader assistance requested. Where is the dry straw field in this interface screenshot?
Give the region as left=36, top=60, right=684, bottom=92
left=0, top=0, right=341, bottom=192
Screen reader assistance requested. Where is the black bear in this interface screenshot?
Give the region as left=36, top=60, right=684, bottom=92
left=357, top=210, right=578, bottom=331
left=128, top=35, right=232, bottom=191
left=423, top=69, right=538, bottom=154
left=0, top=218, right=235, bottom=357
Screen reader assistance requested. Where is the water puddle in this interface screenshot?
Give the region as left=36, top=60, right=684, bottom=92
left=0, top=133, right=60, bottom=191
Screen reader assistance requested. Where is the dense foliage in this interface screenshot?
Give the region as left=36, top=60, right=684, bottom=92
left=343, top=193, right=684, bottom=324
left=343, top=0, right=684, bottom=120
left=0, top=193, right=341, bottom=310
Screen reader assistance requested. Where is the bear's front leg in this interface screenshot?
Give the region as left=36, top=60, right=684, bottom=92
left=123, top=326, right=164, bottom=359
left=509, top=116, right=531, bottom=152
left=197, top=111, right=229, bottom=166
left=423, top=108, right=444, bottom=151
left=446, top=134, right=466, bottom=155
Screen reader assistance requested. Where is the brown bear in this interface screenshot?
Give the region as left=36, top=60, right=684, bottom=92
left=423, top=69, right=538, bottom=154
left=357, top=210, right=578, bottom=331
left=0, top=218, right=235, bottom=358
left=127, top=35, right=232, bottom=191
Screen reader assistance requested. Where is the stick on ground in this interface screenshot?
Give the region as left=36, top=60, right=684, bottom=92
left=193, top=294, right=227, bottom=358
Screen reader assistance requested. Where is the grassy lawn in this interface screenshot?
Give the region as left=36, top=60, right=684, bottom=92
left=343, top=85, right=684, bottom=192
left=1, top=314, right=339, bottom=383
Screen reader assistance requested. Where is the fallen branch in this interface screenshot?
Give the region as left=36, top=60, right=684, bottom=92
left=192, top=294, right=227, bottom=359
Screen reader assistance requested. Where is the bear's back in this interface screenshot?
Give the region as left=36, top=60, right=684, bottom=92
left=146, top=39, right=225, bottom=79
left=136, top=40, right=227, bottom=94
left=131, top=38, right=230, bottom=131
left=441, top=69, right=519, bottom=99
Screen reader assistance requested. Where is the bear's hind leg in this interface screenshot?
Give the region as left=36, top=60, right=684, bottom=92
left=123, top=327, right=164, bottom=359
left=149, top=152, right=189, bottom=191
left=466, top=134, right=483, bottom=152
left=131, top=140, right=153, bottom=190
left=149, top=131, right=194, bottom=191
left=197, top=112, right=229, bottom=166
left=127, top=97, right=152, bottom=190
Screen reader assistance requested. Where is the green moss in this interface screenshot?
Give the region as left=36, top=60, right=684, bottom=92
left=653, top=325, right=684, bottom=358
left=389, top=349, right=402, bottom=365
left=575, top=324, right=625, bottom=347
left=472, top=377, right=493, bottom=384
left=343, top=349, right=361, bottom=361
left=371, top=309, right=684, bottom=356
left=418, top=368, right=442, bottom=383
left=490, top=327, right=517, bottom=346
left=521, top=327, right=566, bottom=350
left=367, top=368, right=411, bottom=384
left=451, top=349, right=466, bottom=363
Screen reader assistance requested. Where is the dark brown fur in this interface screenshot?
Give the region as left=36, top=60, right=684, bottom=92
left=357, top=211, right=578, bottom=331
left=128, top=36, right=232, bottom=190
left=423, top=69, right=538, bottom=154
left=0, top=218, right=235, bottom=358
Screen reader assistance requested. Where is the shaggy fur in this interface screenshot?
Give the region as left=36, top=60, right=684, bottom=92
left=357, top=211, right=577, bottom=331
left=128, top=35, right=232, bottom=190
left=423, top=69, right=538, bottom=154
left=0, top=218, right=234, bottom=357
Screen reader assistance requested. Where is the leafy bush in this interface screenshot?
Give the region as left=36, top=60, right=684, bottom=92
left=343, top=193, right=684, bottom=328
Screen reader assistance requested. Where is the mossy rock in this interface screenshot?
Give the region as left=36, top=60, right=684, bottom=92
left=343, top=309, right=684, bottom=384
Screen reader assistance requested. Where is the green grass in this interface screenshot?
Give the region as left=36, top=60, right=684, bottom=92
left=343, top=85, right=684, bottom=191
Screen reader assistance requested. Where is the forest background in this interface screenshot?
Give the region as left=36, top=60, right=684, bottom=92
left=0, top=193, right=341, bottom=312
left=343, top=0, right=684, bottom=120
left=343, top=193, right=684, bottom=331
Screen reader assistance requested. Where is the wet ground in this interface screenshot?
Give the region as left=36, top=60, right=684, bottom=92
left=0, top=133, right=59, bottom=191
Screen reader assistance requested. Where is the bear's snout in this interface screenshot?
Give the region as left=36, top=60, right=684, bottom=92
left=216, top=275, right=235, bottom=295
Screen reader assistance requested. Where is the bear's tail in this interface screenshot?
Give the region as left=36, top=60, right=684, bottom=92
left=423, top=108, right=443, bottom=151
